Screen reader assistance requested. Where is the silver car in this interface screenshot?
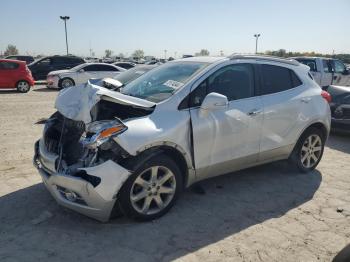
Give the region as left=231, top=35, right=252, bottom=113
left=34, top=55, right=331, bottom=222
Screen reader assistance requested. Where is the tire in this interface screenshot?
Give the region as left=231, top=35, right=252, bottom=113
left=289, top=127, right=326, bottom=173
left=117, top=155, right=183, bottom=221
left=16, top=80, right=30, bottom=93
left=59, top=78, right=75, bottom=88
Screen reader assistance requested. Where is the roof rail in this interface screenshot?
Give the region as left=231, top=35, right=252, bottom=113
left=228, top=54, right=300, bottom=66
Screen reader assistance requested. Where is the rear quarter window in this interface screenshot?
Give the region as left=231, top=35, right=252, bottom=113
left=260, top=64, right=302, bottom=95
left=0, top=61, right=19, bottom=69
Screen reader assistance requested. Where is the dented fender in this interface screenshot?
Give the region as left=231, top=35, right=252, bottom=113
left=79, top=160, right=131, bottom=201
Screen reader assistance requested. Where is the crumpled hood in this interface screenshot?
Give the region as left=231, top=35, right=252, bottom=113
left=55, top=80, right=156, bottom=124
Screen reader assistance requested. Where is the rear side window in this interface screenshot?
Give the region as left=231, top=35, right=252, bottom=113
left=260, top=65, right=302, bottom=95
left=0, top=61, right=19, bottom=69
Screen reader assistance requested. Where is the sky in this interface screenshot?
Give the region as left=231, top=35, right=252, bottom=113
left=0, top=0, right=349, bottom=58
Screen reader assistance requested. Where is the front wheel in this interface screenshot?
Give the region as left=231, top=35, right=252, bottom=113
left=118, top=155, right=183, bottom=221
left=290, top=127, right=326, bottom=172
left=16, top=80, right=30, bottom=93
left=60, top=78, right=75, bottom=88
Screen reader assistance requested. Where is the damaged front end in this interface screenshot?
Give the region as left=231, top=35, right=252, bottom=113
left=34, top=81, right=155, bottom=221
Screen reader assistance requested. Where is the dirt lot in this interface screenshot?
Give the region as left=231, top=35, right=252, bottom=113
left=0, top=86, right=349, bottom=262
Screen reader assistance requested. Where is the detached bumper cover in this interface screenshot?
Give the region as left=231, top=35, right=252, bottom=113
left=34, top=139, right=131, bottom=222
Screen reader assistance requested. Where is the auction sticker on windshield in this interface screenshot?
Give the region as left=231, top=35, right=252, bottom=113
left=163, top=80, right=184, bottom=89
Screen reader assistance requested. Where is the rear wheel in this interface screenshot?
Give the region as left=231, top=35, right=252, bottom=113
left=118, top=155, right=183, bottom=221
left=16, top=80, right=30, bottom=93
left=290, top=127, right=325, bottom=172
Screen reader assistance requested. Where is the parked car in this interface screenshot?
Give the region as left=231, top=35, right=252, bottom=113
left=84, top=57, right=100, bottom=63
left=0, top=59, right=35, bottom=92
left=28, top=55, right=85, bottom=80
left=326, top=85, right=350, bottom=132
left=46, top=63, right=126, bottom=89
left=113, top=62, right=136, bottom=70
left=5, top=55, right=34, bottom=64
left=293, top=57, right=350, bottom=88
left=102, top=65, right=157, bottom=89
left=34, top=55, right=331, bottom=222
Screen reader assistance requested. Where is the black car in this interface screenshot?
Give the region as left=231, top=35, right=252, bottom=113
left=327, top=85, right=350, bottom=132
left=113, top=62, right=136, bottom=70
left=5, top=55, right=34, bottom=64
left=28, top=55, right=85, bottom=80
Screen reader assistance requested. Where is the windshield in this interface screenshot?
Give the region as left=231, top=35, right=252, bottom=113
left=113, top=66, right=155, bottom=85
left=71, top=63, right=87, bottom=71
left=120, top=61, right=208, bottom=102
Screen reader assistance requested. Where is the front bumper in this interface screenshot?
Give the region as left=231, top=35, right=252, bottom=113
left=46, top=75, right=60, bottom=89
left=34, top=139, right=131, bottom=222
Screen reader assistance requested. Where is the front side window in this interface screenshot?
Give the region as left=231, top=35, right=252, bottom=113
left=121, top=61, right=208, bottom=103
left=185, top=63, right=255, bottom=108
left=83, top=65, right=99, bottom=72
left=260, top=64, right=302, bottom=95
left=333, top=60, right=346, bottom=74
left=36, top=58, right=51, bottom=66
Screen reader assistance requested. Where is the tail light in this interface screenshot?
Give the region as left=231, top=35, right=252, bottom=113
left=25, top=66, right=32, bottom=75
left=321, top=90, right=331, bottom=103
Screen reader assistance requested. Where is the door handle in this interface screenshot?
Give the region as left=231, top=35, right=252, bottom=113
left=301, top=97, right=311, bottom=103
left=247, top=109, right=262, bottom=116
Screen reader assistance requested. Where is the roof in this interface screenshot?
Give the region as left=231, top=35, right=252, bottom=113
left=176, top=56, right=226, bottom=63
left=229, top=54, right=300, bottom=66
left=0, top=59, right=25, bottom=64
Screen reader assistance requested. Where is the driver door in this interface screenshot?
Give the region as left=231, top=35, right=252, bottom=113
left=332, top=60, right=350, bottom=87
left=77, top=64, right=100, bottom=84
left=189, top=63, right=263, bottom=180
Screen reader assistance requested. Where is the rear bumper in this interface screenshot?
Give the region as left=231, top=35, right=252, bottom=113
left=331, top=118, right=350, bottom=132
left=34, top=139, right=131, bottom=222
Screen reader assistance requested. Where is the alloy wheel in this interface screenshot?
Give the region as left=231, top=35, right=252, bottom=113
left=17, top=81, right=29, bottom=92
left=62, top=79, right=73, bottom=88
left=300, top=134, right=323, bottom=168
left=130, top=166, right=176, bottom=215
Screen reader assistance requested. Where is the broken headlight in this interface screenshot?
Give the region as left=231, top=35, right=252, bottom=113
left=82, top=120, right=127, bottom=149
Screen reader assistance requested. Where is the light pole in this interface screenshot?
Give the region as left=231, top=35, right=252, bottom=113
left=254, top=34, right=261, bottom=54
left=164, top=49, right=167, bottom=60
left=60, top=16, right=70, bottom=55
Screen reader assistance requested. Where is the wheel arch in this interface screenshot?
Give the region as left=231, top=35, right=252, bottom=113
left=124, top=144, right=194, bottom=188
left=300, top=121, right=329, bottom=141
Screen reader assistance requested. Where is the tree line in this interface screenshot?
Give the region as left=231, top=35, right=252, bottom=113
left=2, top=44, right=349, bottom=63
left=264, top=49, right=350, bottom=63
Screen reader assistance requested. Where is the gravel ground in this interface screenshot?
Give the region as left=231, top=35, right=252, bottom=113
left=0, top=86, right=349, bottom=262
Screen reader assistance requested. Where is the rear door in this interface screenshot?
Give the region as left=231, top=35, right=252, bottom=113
left=0, top=61, right=19, bottom=88
left=259, top=64, right=305, bottom=161
left=189, top=62, right=263, bottom=179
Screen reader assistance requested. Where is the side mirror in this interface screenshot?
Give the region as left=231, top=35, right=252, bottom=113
left=200, top=92, right=228, bottom=111
left=78, top=69, right=85, bottom=73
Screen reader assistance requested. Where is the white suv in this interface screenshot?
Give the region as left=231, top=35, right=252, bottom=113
left=34, top=55, right=331, bottom=222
